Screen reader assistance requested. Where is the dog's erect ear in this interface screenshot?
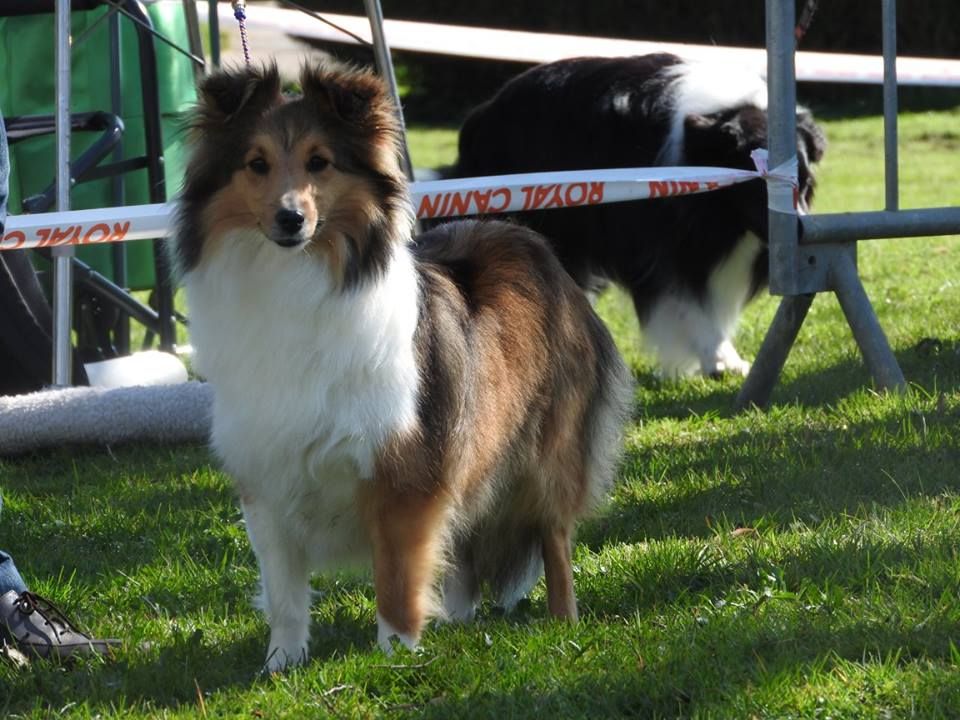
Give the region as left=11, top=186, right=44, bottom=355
left=684, top=112, right=749, bottom=153
left=685, top=112, right=750, bottom=143
left=300, top=63, right=394, bottom=126
left=797, top=110, right=827, bottom=164
left=683, top=113, right=717, bottom=134
left=196, top=64, right=282, bottom=125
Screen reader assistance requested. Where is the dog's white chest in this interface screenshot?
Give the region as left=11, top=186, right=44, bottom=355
left=184, top=234, right=421, bottom=560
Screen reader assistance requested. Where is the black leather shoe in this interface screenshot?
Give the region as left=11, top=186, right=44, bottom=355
left=0, top=590, right=119, bottom=660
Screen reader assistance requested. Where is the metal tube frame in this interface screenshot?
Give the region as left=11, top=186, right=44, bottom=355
left=50, top=0, right=955, bottom=398
left=362, top=0, right=415, bottom=181
left=53, top=0, right=74, bottom=386
left=736, top=0, right=931, bottom=410
left=109, top=10, right=130, bottom=355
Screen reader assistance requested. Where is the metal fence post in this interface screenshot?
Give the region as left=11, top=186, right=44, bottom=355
left=734, top=0, right=801, bottom=409
left=53, top=0, right=74, bottom=386
left=363, top=0, right=415, bottom=181
left=882, top=0, right=899, bottom=212
left=764, top=0, right=798, bottom=296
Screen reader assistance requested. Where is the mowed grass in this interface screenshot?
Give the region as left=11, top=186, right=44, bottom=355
left=1, top=108, right=959, bottom=719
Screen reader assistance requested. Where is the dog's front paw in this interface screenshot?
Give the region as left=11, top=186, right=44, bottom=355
left=704, top=341, right=751, bottom=378
left=376, top=612, right=420, bottom=655
left=263, top=643, right=308, bottom=674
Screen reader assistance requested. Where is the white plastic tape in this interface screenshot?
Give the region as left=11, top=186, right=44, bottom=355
left=1, top=203, right=172, bottom=252
left=750, top=148, right=799, bottom=215
left=1, top=161, right=787, bottom=251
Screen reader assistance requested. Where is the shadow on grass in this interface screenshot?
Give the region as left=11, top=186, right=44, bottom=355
left=637, top=337, right=960, bottom=421
left=5, top=585, right=957, bottom=718
left=414, top=612, right=960, bottom=718
left=0, top=443, right=234, bottom=589
left=583, top=392, right=960, bottom=548
left=0, top=596, right=377, bottom=714
left=577, top=517, right=960, bottom=620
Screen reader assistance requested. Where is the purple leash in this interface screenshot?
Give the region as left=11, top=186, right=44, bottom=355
left=232, top=0, right=252, bottom=66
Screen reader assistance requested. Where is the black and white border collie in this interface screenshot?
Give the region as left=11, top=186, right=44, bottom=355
left=453, top=53, right=826, bottom=378
left=174, top=62, right=632, bottom=671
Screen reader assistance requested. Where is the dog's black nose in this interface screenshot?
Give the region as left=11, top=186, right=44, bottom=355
left=275, top=208, right=305, bottom=234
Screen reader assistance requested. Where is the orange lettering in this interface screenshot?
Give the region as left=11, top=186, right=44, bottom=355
left=449, top=191, right=472, bottom=217
left=83, top=223, right=112, bottom=244
left=564, top=183, right=587, bottom=206
left=472, top=189, right=492, bottom=214
left=107, top=222, right=131, bottom=243
left=438, top=194, right=452, bottom=218
left=530, top=184, right=557, bottom=210
left=417, top=193, right=445, bottom=218
left=650, top=180, right=670, bottom=198
left=520, top=186, right=535, bottom=211
left=587, top=182, right=604, bottom=204
left=47, top=225, right=81, bottom=246
left=0, top=230, right=27, bottom=250
left=490, top=188, right=510, bottom=213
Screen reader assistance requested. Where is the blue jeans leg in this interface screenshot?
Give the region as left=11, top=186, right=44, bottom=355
left=0, top=550, right=28, bottom=596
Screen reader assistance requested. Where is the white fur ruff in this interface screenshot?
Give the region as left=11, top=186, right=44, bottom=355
left=184, top=231, right=421, bottom=669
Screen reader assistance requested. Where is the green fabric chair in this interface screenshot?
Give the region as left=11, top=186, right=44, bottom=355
left=1, top=1, right=197, bottom=288
left=0, top=0, right=198, bottom=354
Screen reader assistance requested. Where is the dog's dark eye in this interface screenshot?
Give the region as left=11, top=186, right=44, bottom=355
left=306, top=155, right=330, bottom=173
left=248, top=158, right=269, bottom=176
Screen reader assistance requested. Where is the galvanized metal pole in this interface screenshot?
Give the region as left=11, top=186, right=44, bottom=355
left=110, top=11, right=130, bottom=355
left=209, top=0, right=221, bottom=67
left=830, top=254, right=906, bottom=390
left=362, top=0, right=415, bottom=181
left=734, top=294, right=814, bottom=410
left=802, top=207, right=960, bottom=244
left=764, top=0, right=799, bottom=296
left=881, top=0, right=899, bottom=211
left=735, top=0, right=802, bottom=410
left=53, top=0, right=74, bottom=385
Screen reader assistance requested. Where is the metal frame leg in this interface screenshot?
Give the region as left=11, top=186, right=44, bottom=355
left=734, top=294, right=814, bottom=410
left=830, top=253, right=907, bottom=391
left=736, top=0, right=907, bottom=410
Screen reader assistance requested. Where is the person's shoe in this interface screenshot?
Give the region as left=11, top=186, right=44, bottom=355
left=0, top=590, right=119, bottom=660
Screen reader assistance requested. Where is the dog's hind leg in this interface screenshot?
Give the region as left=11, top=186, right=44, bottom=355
left=542, top=525, right=579, bottom=621
left=441, top=545, right=479, bottom=623
left=241, top=497, right=312, bottom=672
left=476, top=523, right=543, bottom=612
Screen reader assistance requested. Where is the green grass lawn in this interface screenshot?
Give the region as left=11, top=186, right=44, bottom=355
left=1, top=109, right=959, bottom=718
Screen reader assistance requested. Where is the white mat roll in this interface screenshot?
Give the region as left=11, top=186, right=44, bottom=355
left=0, top=381, right=212, bottom=456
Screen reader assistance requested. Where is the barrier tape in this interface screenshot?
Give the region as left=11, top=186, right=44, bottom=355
left=0, top=156, right=796, bottom=251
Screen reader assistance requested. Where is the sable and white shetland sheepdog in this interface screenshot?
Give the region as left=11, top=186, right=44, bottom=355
left=174, top=62, right=633, bottom=671
left=453, top=53, right=827, bottom=378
